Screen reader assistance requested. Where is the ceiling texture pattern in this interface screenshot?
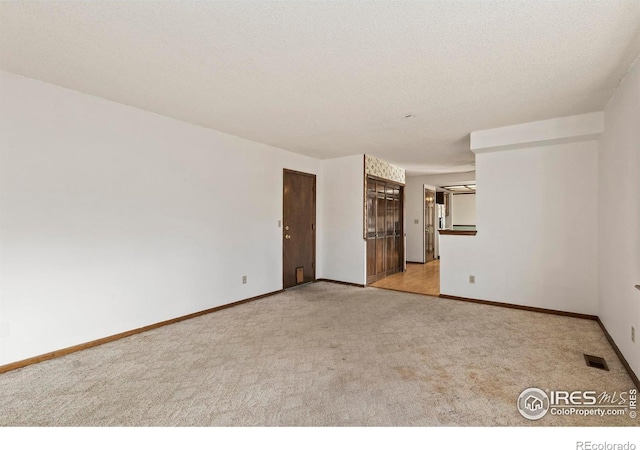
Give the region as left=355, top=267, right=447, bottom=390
left=1, top=1, right=639, bottom=175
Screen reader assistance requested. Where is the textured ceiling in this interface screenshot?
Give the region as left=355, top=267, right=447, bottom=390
left=1, top=1, right=639, bottom=175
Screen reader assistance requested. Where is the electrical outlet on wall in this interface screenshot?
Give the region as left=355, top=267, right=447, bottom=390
left=242, top=275, right=247, bottom=284
left=469, top=275, right=475, bottom=284
left=414, top=219, right=419, bottom=224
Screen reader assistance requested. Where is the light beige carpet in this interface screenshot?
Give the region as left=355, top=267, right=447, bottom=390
left=0, top=282, right=635, bottom=426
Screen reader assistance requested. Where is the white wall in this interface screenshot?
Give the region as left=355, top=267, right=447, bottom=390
left=406, top=172, right=476, bottom=191
left=318, top=155, right=366, bottom=285
left=598, top=58, right=640, bottom=377
left=440, top=140, right=599, bottom=315
left=0, top=71, right=325, bottom=365
left=405, top=172, right=475, bottom=263
left=451, top=194, right=476, bottom=226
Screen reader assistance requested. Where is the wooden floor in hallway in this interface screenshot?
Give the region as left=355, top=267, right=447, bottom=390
left=371, top=260, right=440, bottom=296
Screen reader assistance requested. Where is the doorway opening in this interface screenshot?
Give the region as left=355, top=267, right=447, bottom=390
left=370, top=261, right=440, bottom=296
left=425, top=187, right=435, bottom=262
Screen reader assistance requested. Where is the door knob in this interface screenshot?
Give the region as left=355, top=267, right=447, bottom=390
left=285, top=234, right=291, bottom=240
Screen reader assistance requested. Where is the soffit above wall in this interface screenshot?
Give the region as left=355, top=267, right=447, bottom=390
left=470, top=112, right=604, bottom=153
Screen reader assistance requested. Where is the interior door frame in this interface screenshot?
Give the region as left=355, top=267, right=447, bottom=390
left=282, top=168, right=316, bottom=289
left=424, top=186, right=436, bottom=263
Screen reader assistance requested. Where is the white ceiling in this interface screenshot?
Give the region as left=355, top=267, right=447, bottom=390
left=1, top=1, right=639, bottom=175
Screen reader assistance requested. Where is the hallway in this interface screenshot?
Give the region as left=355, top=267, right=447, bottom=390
left=370, top=260, right=440, bottom=296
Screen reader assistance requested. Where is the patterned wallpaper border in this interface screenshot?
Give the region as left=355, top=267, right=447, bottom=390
left=363, top=155, right=406, bottom=241
left=364, top=155, right=406, bottom=184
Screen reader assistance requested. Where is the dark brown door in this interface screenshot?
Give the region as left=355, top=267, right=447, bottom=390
left=283, top=169, right=316, bottom=289
left=366, top=177, right=403, bottom=284
left=425, top=188, right=435, bottom=262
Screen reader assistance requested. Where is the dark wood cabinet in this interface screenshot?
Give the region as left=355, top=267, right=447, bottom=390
left=366, top=177, right=403, bottom=284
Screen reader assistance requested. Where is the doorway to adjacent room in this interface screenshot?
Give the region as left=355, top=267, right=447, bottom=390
left=425, top=187, right=436, bottom=262
left=371, top=260, right=440, bottom=296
